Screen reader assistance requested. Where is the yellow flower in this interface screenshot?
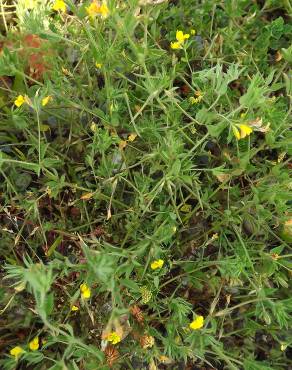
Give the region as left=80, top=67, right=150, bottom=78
left=86, top=2, right=100, bottom=17
left=233, top=124, right=253, bottom=140
left=189, top=315, right=204, bottom=330
left=232, top=126, right=241, bottom=140
left=189, top=96, right=202, bottom=104
left=71, top=305, right=79, bottom=311
left=95, top=62, right=102, bottom=69
left=170, top=41, right=182, bottom=50
left=106, top=332, right=121, bottom=345
left=128, top=133, right=137, bottom=142
left=29, top=337, right=39, bottom=351
left=80, top=283, right=91, bottom=299
left=238, top=124, right=253, bottom=139
left=14, top=95, right=26, bottom=107
left=176, top=30, right=190, bottom=43
left=86, top=1, right=109, bottom=18
left=10, top=346, right=24, bottom=358
left=190, top=90, right=203, bottom=104
left=191, top=29, right=196, bottom=35
left=99, top=2, right=109, bottom=18
left=52, top=0, right=66, bottom=12
left=42, top=96, right=52, bottom=107
left=150, top=259, right=164, bottom=270
left=171, top=30, right=190, bottom=50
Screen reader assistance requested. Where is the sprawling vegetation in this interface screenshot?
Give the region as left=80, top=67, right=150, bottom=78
left=0, top=0, right=291, bottom=369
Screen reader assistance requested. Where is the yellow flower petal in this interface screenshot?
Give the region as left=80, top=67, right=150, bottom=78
left=95, top=62, right=102, bottom=69
left=86, top=1, right=109, bottom=18
left=42, top=96, right=52, bottom=107
left=189, top=315, right=204, bottom=330
left=191, top=29, right=196, bottom=35
left=170, top=41, right=182, bottom=50
left=128, top=133, right=137, bottom=142
left=183, top=33, right=190, bottom=39
left=86, top=2, right=100, bottom=17
left=238, top=124, right=253, bottom=139
left=29, top=337, right=39, bottom=351
left=80, top=283, right=91, bottom=299
left=190, top=96, right=202, bottom=104
left=150, top=259, right=164, bottom=270
left=10, top=346, right=24, bottom=358
left=106, top=332, right=121, bottom=345
left=176, top=30, right=184, bottom=43
left=232, top=126, right=241, bottom=140
left=14, top=95, right=25, bottom=107
left=71, top=305, right=79, bottom=311
left=99, top=2, right=109, bottom=18
left=52, top=0, right=66, bottom=12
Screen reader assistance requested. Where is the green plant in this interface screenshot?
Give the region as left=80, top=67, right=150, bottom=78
left=0, top=0, right=291, bottom=369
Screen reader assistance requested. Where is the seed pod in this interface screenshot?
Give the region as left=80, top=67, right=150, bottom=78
left=140, top=286, right=152, bottom=304
left=140, top=334, right=155, bottom=349
left=130, top=305, right=144, bottom=325
left=104, top=345, right=119, bottom=368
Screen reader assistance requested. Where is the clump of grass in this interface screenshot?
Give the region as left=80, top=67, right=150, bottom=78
left=0, top=0, right=291, bottom=369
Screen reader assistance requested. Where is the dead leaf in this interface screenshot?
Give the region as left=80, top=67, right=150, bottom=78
left=159, top=355, right=173, bottom=364
left=119, top=140, right=127, bottom=150
left=80, top=192, right=94, bottom=200
left=275, top=51, right=282, bottom=62
left=216, top=173, right=231, bottom=183
left=107, top=207, right=112, bottom=220
left=149, top=359, right=157, bottom=370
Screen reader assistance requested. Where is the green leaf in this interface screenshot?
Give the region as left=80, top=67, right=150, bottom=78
left=207, top=121, right=227, bottom=137
left=270, top=245, right=285, bottom=255
left=120, top=278, right=140, bottom=293
left=170, top=159, right=181, bottom=176
left=43, top=292, right=54, bottom=316
left=153, top=276, right=159, bottom=289
left=281, top=44, right=292, bottom=63
left=47, top=235, right=63, bottom=257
